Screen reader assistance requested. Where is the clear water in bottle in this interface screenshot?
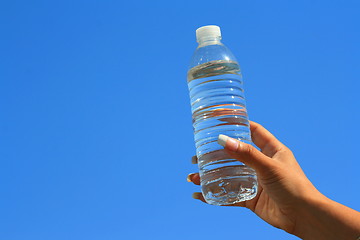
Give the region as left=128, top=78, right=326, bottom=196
left=187, top=26, right=257, bottom=206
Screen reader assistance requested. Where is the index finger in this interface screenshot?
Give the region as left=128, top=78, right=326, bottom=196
left=250, top=121, right=284, bottom=157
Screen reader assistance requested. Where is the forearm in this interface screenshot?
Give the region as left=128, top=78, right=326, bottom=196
left=295, top=193, right=360, bottom=240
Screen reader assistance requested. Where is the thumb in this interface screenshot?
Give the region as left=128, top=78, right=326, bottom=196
left=218, top=134, right=274, bottom=174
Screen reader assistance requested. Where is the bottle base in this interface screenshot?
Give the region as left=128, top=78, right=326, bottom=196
left=202, top=176, right=257, bottom=206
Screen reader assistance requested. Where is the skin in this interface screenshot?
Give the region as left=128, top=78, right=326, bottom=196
left=188, top=121, right=360, bottom=240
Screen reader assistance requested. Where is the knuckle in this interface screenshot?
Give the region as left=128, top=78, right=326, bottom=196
left=243, top=144, right=255, bottom=156
left=278, top=145, right=293, bottom=155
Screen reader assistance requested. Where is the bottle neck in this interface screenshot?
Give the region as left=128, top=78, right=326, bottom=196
left=197, top=36, right=222, bottom=47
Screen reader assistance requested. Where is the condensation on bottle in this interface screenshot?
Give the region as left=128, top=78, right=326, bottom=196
left=187, top=25, right=258, bottom=205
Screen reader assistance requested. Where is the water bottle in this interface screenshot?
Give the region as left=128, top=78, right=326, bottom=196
left=187, top=25, right=258, bottom=205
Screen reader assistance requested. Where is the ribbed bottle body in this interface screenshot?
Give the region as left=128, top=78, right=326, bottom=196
left=187, top=60, right=257, bottom=205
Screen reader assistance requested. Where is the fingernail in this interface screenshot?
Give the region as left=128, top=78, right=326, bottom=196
left=192, top=192, right=202, bottom=200
left=218, top=134, right=229, bottom=147
left=191, top=156, right=197, bottom=164
left=187, top=173, right=196, bottom=182
left=218, top=134, right=239, bottom=151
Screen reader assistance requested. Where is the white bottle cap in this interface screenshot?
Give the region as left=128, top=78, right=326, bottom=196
left=196, top=25, right=222, bottom=43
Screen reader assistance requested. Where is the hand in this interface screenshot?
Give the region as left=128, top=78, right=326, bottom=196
left=188, top=121, right=317, bottom=234
left=187, top=121, right=360, bottom=240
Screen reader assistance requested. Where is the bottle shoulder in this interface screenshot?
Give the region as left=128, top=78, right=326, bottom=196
left=187, top=60, right=241, bottom=82
left=189, top=43, right=238, bottom=69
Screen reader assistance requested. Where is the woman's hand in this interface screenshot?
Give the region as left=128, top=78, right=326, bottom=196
left=187, top=121, right=360, bottom=240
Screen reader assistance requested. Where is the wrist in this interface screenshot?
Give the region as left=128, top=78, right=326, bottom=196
left=293, top=191, right=329, bottom=239
left=290, top=188, right=324, bottom=238
left=294, top=191, right=360, bottom=240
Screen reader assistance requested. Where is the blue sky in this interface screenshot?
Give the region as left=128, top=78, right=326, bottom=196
left=0, top=1, right=359, bottom=239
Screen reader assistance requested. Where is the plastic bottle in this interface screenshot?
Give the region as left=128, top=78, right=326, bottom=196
left=187, top=25, right=258, bottom=205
